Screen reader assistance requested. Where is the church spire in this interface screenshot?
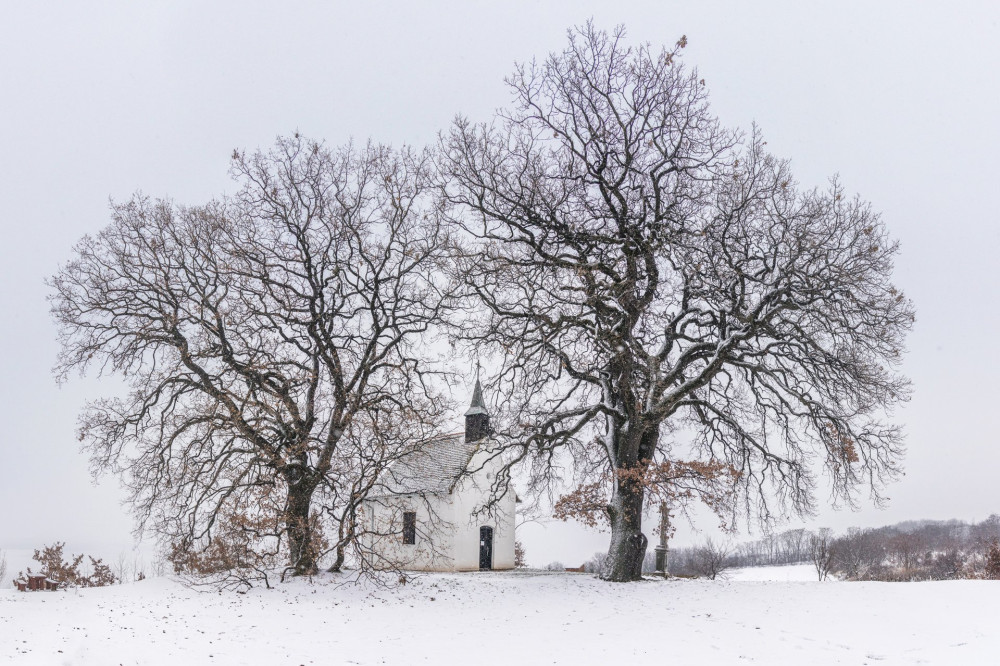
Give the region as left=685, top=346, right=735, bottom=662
left=465, top=378, right=487, bottom=415
left=464, top=375, right=490, bottom=442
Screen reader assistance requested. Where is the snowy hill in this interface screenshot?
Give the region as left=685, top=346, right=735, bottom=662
left=2, top=570, right=999, bottom=664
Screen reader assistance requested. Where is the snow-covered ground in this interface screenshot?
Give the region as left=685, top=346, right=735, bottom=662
left=727, top=563, right=820, bottom=581
left=2, top=569, right=998, bottom=665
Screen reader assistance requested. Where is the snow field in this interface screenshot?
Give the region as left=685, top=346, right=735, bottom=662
left=1, top=569, right=998, bottom=665
left=726, top=563, right=822, bottom=581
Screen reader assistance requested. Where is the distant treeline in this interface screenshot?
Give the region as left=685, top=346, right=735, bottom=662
left=580, top=516, right=1000, bottom=581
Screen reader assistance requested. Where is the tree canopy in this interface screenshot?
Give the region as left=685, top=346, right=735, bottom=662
left=51, top=137, right=455, bottom=581
left=51, top=24, right=913, bottom=584
left=440, top=24, right=913, bottom=580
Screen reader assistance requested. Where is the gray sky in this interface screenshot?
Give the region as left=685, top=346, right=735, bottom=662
left=2, top=1, right=999, bottom=566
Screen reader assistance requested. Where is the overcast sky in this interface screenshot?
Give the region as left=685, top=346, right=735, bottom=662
left=2, top=1, right=999, bottom=566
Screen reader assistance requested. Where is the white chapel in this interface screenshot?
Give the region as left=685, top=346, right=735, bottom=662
left=362, top=381, right=517, bottom=571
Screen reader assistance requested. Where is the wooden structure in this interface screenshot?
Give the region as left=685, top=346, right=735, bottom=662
left=13, top=574, right=58, bottom=592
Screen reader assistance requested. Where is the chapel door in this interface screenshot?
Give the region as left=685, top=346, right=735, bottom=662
left=479, top=526, right=494, bottom=570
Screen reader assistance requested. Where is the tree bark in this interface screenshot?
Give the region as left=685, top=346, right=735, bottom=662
left=601, top=475, right=648, bottom=581
left=327, top=544, right=345, bottom=573
left=286, top=481, right=319, bottom=576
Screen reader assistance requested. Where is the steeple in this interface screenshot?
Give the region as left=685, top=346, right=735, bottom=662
left=464, top=377, right=490, bottom=443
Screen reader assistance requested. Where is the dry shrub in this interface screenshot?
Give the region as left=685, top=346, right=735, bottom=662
left=514, top=541, right=527, bottom=568
left=554, top=460, right=738, bottom=531
left=20, top=542, right=118, bottom=588
left=167, top=495, right=329, bottom=591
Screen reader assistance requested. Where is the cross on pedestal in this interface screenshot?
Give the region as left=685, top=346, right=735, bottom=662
left=654, top=502, right=670, bottom=575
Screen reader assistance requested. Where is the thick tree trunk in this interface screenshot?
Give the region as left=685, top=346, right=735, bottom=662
left=286, top=482, right=319, bottom=576
left=601, top=474, right=648, bottom=582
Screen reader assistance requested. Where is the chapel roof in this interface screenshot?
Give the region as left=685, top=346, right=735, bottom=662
left=378, top=432, right=480, bottom=496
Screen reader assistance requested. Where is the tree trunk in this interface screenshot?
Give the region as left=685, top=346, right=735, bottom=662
left=327, top=543, right=346, bottom=573
left=601, top=474, right=648, bottom=581
left=286, top=482, right=319, bottom=576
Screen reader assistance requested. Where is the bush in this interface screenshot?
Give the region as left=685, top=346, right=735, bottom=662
left=19, top=542, right=118, bottom=588
left=514, top=541, right=527, bottom=568
left=690, top=539, right=731, bottom=580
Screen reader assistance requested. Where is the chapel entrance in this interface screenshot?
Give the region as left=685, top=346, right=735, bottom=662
left=479, top=526, right=494, bottom=570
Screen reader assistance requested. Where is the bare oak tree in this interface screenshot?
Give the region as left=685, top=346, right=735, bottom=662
left=51, top=136, right=454, bottom=579
left=440, top=24, right=913, bottom=581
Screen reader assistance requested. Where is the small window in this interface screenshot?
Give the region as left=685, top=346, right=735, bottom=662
left=402, top=511, right=416, bottom=545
